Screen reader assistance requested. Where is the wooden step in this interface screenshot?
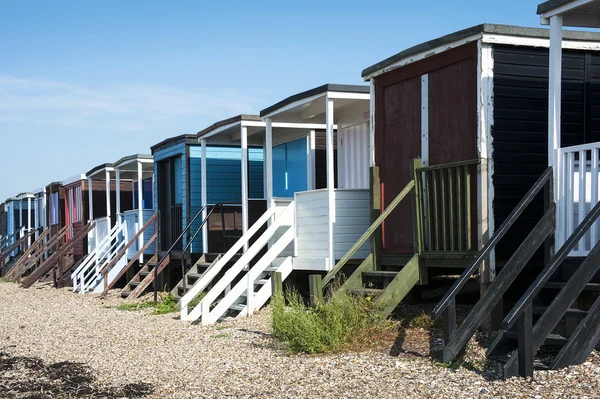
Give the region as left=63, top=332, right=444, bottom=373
left=503, top=331, right=569, bottom=346
left=361, top=271, right=398, bottom=278
left=230, top=304, right=245, bottom=312
left=256, top=279, right=269, bottom=285
left=120, top=291, right=131, bottom=298
left=186, top=273, right=202, bottom=280
left=139, top=271, right=150, bottom=278
left=532, top=306, right=588, bottom=317
left=544, top=282, right=600, bottom=291
left=487, top=354, right=549, bottom=370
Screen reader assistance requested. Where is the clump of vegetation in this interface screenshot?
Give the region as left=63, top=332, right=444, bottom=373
left=152, top=293, right=178, bottom=315
left=0, top=277, right=8, bottom=283
left=409, top=312, right=440, bottom=330
left=117, top=301, right=155, bottom=312
left=115, top=292, right=182, bottom=315
left=211, top=333, right=230, bottom=339
left=271, top=290, right=390, bottom=354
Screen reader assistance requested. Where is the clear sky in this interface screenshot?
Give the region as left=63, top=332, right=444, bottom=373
left=0, top=0, right=545, bottom=200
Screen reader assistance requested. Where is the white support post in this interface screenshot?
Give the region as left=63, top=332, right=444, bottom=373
left=88, top=178, right=94, bottom=221
left=115, top=169, right=121, bottom=221
left=34, top=195, right=39, bottom=239
left=308, top=130, right=316, bottom=190
left=27, top=197, right=31, bottom=246
left=326, top=96, right=336, bottom=268
left=201, top=139, right=208, bottom=253
left=88, top=178, right=94, bottom=253
left=18, top=198, right=22, bottom=231
left=42, top=191, right=46, bottom=230
left=549, top=15, right=563, bottom=246
left=241, top=125, right=249, bottom=252
left=105, top=170, right=111, bottom=227
left=265, top=118, right=273, bottom=204
left=137, top=161, right=144, bottom=263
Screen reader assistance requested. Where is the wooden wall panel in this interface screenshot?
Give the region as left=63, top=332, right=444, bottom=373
left=376, top=75, right=421, bottom=254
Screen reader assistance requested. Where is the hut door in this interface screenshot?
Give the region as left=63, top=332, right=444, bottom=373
left=158, top=159, right=172, bottom=251
left=377, top=76, right=421, bottom=255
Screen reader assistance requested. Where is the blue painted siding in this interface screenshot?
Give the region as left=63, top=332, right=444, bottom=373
left=152, top=142, right=187, bottom=248
left=272, top=137, right=308, bottom=198
left=188, top=146, right=264, bottom=253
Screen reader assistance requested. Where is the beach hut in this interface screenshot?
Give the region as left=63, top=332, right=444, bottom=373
left=69, top=157, right=150, bottom=294
left=361, top=20, right=600, bottom=376
left=148, top=133, right=264, bottom=295
left=179, top=85, right=371, bottom=324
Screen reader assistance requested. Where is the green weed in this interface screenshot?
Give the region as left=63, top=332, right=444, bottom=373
left=211, top=333, right=230, bottom=339
left=271, top=290, right=389, bottom=354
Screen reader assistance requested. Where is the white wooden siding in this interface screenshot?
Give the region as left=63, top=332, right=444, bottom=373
left=333, top=190, right=370, bottom=259
left=294, top=189, right=370, bottom=261
left=295, top=190, right=330, bottom=258
left=338, top=121, right=369, bottom=189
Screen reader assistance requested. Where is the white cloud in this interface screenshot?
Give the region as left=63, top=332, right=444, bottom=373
left=0, top=74, right=265, bottom=131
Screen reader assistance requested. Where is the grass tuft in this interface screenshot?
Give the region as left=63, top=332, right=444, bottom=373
left=409, top=312, right=440, bottom=330
left=271, top=290, right=390, bottom=354
left=152, top=293, right=178, bottom=315
left=211, top=333, right=230, bottom=339
left=0, top=277, right=8, bottom=283
left=117, top=301, right=155, bottom=312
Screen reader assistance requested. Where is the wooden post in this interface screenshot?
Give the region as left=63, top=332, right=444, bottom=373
left=411, top=159, right=427, bottom=285
left=326, top=97, right=336, bottom=269
left=201, top=138, right=208, bottom=253
left=549, top=15, right=563, bottom=247
left=137, top=161, right=144, bottom=263
left=370, top=166, right=381, bottom=270
left=309, top=274, right=324, bottom=307
left=241, top=125, right=249, bottom=252
left=517, top=303, right=534, bottom=378
left=271, top=271, right=283, bottom=295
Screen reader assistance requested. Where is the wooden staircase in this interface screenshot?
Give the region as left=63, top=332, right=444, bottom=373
left=21, top=222, right=94, bottom=288
left=5, top=226, right=67, bottom=281
left=120, top=254, right=171, bottom=300
left=309, top=176, right=421, bottom=316
left=433, top=167, right=600, bottom=378
left=339, top=253, right=420, bottom=318
left=170, top=254, right=221, bottom=300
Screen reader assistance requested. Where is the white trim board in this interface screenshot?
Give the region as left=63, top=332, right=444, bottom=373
left=364, top=32, right=600, bottom=81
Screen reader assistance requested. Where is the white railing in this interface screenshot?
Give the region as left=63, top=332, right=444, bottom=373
left=180, top=201, right=295, bottom=324
left=559, top=142, right=600, bottom=255
left=72, top=219, right=127, bottom=293
left=88, top=216, right=110, bottom=253
left=120, top=209, right=155, bottom=258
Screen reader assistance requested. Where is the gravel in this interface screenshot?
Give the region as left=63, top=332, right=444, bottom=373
left=1, top=280, right=600, bottom=398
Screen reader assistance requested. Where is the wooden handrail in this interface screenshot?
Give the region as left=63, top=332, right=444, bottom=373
left=504, top=197, right=600, bottom=329
left=21, top=221, right=95, bottom=288
left=322, top=179, right=415, bottom=287
left=432, top=167, right=553, bottom=319
left=6, top=228, right=50, bottom=274
left=100, top=232, right=158, bottom=295
left=98, top=213, right=157, bottom=276
left=4, top=225, right=70, bottom=281
left=415, top=158, right=481, bottom=173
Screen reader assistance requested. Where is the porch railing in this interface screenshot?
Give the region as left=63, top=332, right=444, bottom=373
left=559, top=142, right=600, bottom=255
left=414, top=159, right=480, bottom=254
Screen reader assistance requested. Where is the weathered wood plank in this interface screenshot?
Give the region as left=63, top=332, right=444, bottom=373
left=374, top=254, right=420, bottom=318
left=442, top=208, right=555, bottom=363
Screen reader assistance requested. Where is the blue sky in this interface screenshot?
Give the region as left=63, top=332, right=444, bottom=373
left=1, top=0, right=544, bottom=200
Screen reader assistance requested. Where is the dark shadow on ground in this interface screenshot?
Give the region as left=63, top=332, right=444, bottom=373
left=0, top=348, right=153, bottom=398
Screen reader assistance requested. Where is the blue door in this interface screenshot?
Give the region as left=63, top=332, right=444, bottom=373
left=272, top=138, right=308, bottom=197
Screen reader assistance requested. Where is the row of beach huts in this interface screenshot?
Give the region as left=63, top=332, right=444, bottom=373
left=3, top=1, right=600, bottom=378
